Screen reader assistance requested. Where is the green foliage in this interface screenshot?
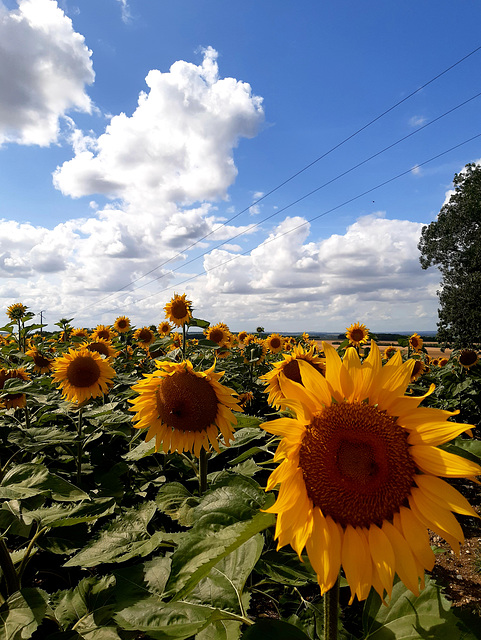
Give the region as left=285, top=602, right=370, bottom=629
left=418, top=162, right=481, bottom=348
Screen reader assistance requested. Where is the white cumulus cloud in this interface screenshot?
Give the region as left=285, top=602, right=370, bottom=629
left=0, top=0, right=94, bottom=146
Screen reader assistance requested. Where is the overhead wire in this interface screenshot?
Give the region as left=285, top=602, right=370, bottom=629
left=74, top=44, right=481, bottom=316
left=98, top=131, right=481, bottom=315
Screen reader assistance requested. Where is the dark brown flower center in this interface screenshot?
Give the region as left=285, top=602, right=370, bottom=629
left=270, top=337, right=282, bottom=349
left=96, top=329, right=110, bottom=340
left=138, top=328, right=153, bottom=342
left=155, top=370, right=219, bottom=432
left=87, top=342, right=110, bottom=357
left=171, top=300, right=188, bottom=319
left=67, top=356, right=101, bottom=387
left=209, top=328, right=224, bottom=344
left=299, top=403, right=416, bottom=528
left=350, top=328, right=365, bottom=342
left=459, top=350, right=477, bottom=367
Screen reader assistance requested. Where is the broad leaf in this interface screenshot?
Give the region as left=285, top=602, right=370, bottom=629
left=241, top=618, right=311, bottom=640
left=0, top=464, right=88, bottom=502
left=0, top=588, right=51, bottom=640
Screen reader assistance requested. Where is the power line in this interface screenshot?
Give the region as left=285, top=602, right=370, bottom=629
left=76, top=88, right=481, bottom=315
left=74, top=44, right=481, bottom=316
left=98, top=131, right=481, bottom=315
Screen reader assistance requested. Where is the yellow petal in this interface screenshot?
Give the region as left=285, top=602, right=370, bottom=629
left=382, top=520, right=420, bottom=596
left=408, top=420, right=475, bottom=446
left=415, top=474, right=479, bottom=518
left=342, top=525, right=365, bottom=604
left=398, top=506, right=435, bottom=571
left=410, top=445, right=481, bottom=478
left=409, top=489, right=464, bottom=549
left=322, top=342, right=344, bottom=402
left=297, top=359, right=332, bottom=406
left=368, top=524, right=395, bottom=597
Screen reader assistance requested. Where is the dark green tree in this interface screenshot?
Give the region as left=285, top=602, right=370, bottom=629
left=418, top=162, right=481, bottom=348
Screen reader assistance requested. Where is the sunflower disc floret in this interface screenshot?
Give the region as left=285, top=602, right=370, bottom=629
left=129, top=360, right=242, bottom=457
left=261, top=340, right=480, bottom=603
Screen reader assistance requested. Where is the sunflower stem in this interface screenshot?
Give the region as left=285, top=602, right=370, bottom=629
left=0, top=536, right=19, bottom=597
left=182, top=324, right=187, bottom=358
left=323, top=575, right=339, bottom=640
left=76, top=407, right=83, bottom=488
left=199, top=447, right=208, bottom=495
left=23, top=404, right=30, bottom=429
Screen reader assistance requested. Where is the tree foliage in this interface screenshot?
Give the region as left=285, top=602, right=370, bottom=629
left=418, top=162, right=481, bottom=348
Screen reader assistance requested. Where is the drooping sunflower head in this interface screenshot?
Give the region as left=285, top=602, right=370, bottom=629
left=243, top=338, right=267, bottom=366
left=266, top=333, right=285, bottom=354
left=6, top=302, right=28, bottom=321
left=0, top=368, right=30, bottom=408
left=410, top=358, right=427, bottom=381
left=26, top=347, right=54, bottom=374
left=205, top=323, right=231, bottom=347
left=91, top=325, right=117, bottom=341
left=158, top=321, right=173, bottom=336
left=164, top=293, right=192, bottom=327
left=261, top=340, right=480, bottom=604
left=383, top=345, right=397, bottom=360
left=129, top=360, right=242, bottom=456
left=51, top=348, right=116, bottom=404
left=134, top=327, right=156, bottom=349
left=114, top=316, right=131, bottom=333
left=261, top=344, right=326, bottom=409
left=409, top=333, right=423, bottom=352
left=237, top=330, right=248, bottom=344
left=345, top=322, right=369, bottom=347
left=80, top=339, right=118, bottom=360
left=459, top=349, right=479, bottom=370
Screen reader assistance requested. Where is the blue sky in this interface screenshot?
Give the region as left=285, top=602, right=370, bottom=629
left=1, top=0, right=480, bottom=333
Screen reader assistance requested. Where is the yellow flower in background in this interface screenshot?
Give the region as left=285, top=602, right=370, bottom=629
left=383, top=345, right=398, bottom=360
left=261, top=344, right=325, bottom=409
left=129, top=360, right=242, bottom=457
left=261, top=341, right=480, bottom=603
left=52, top=348, right=115, bottom=404
left=409, top=333, right=423, bottom=352
left=71, top=328, right=89, bottom=338
left=265, top=333, right=285, bottom=354
left=91, top=324, right=117, bottom=341
left=410, top=359, right=427, bottom=382
left=26, top=347, right=54, bottom=373
left=6, top=302, right=28, bottom=321
left=458, top=349, right=479, bottom=370
left=345, top=322, right=369, bottom=348
left=133, top=327, right=156, bottom=349
left=164, top=293, right=192, bottom=327
left=158, top=321, right=173, bottom=336
left=81, top=339, right=118, bottom=360
left=205, top=323, right=231, bottom=347
left=114, top=316, right=131, bottom=333
left=0, top=368, right=30, bottom=409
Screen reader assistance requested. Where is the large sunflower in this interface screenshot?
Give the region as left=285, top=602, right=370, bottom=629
left=261, top=341, right=480, bottom=603
left=129, top=360, right=242, bottom=457
left=261, top=344, right=326, bottom=409
left=52, top=348, right=116, bottom=404
left=91, top=324, right=117, bottom=341
left=114, top=316, right=131, bottom=333
left=459, top=349, right=479, bottom=370
left=345, top=322, right=369, bottom=348
left=0, top=368, right=30, bottom=409
left=164, top=293, right=192, bottom=327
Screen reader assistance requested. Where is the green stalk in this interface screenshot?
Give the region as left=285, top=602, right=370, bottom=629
left=182, top=324, right=187, bottom=358
left=23, top=404, right=30, bottom=429
left=17, top=525, right=48, bottom=583
left=0, top=537, right=19, bottom=597
left=199, top=448, right=208, bottom=496
left=323, top=575, right=339, bottom=640
left=76, top=407, right=83, bottom=487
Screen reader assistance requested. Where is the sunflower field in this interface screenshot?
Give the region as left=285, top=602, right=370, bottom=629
left=0, top=299, right=480, bottom=640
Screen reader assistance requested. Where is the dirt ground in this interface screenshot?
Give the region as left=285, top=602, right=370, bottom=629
left=318, top=340, right=452, bottom=360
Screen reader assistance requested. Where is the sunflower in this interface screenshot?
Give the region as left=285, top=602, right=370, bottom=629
left=410, top=359, right=427, bottom=382
left=91, top=324, right=117, bottom=341
left=205, top=323, right=231, bottom=347
left=6, top=302, right=28, bottom=321
left=243, top=338, right=267, bottom=366
left=261, top=341, right=480, bottom=603
left=71, top=328, right=89, bottom=339
left=438, top=357, right=449, bottom=367
left=261, top=344, right=326, bottom=409
left=51, top=348, right=116, bottom=404
left=164, top=293, right=192, bottom=327
left=266, top=333, right=285, bottom=354
left=237, top=331, right=248, bottom=344
left=345, top=322, right=369, bottom=348
left=134, top=327, right=156, bottom=350
left=409, top=333, right=423, bottom=352
left=158, top=321, right=173, bottom=336
left=383, top=345, right=397, bottom=360
left=459, top=349, right=479, bottom=370
left=129, top=360, right=242, bottom=456
left=26, top=347, right=54, bottom=373
left=169, top=332, right=182, bottom=350
left=81, top=339, right=118, bottom=360
left=114, top=316, right=131, bottom=333
left=0, top=368, right=30, bottom=409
